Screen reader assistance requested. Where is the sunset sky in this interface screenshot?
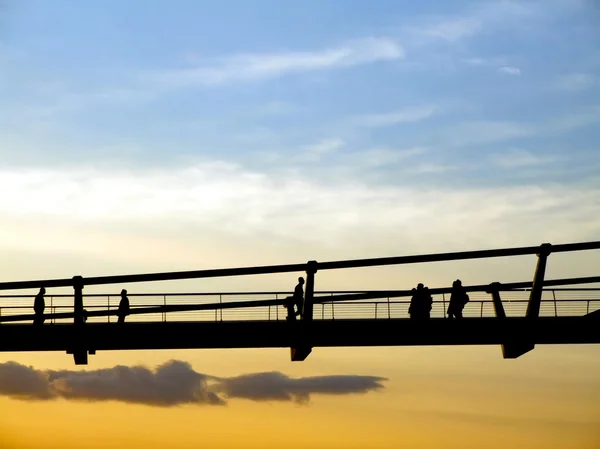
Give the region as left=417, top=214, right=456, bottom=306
left=1, top=0, right=600, bottom=448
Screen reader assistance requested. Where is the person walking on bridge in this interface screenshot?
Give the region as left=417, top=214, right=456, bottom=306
left=447, top=279, right=469, bottom=319
left=293, top=277, right=305, bottom=317
left=117, top=289, right=130, bottom=324
left=33, top=287, right=46, bottom=325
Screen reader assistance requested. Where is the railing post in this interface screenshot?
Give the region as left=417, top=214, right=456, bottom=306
left=552, top=290, right=557, bottom=317
left=442, top=293, right=446, bottom=319
left=70, top=275, right=89, bottom=365
left=526, top=243, right=552, bottom=319
left=73, top=276, right=84, bottom=326
left=292, top=260, right=318, bottom=362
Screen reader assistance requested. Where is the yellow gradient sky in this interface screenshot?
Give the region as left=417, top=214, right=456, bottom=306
left=1, top=344, right=599, bottom=449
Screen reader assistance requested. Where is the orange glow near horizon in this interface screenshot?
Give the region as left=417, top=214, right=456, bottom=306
left=1, top=345, right=599, bottom=449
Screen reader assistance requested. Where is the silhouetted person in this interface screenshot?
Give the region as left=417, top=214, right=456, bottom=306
left=409, top=283, right=432, bottom=320
left=422, top=286, right=433, bottom=319
left=117, top=289, right=130, bottom=324
left=293, top=277, right=305, bottom=317
left=447, top=279, right=469, bottom=319
left=33, top=287, right=46, bottom=325
left=408, top=287, right=419, bottom=319
left=283, top=296, right=297, bottom=322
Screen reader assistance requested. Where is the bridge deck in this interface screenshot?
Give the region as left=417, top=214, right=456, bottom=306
left=1, top=316, right=598, bottom=354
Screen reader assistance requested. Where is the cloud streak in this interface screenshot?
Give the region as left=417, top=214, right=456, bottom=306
left=498, top=66, right=521, bottom=76
left=0, top=360, right=387, bottom=406
left=354, top=106, right=437, bottom=127
left=0, top=160, right=599, bottom=258
left=143, top=37, right=404, bottom=88
left=556, top=73, right=596, bottom=92
left=490, top=149, right=559, bottom=168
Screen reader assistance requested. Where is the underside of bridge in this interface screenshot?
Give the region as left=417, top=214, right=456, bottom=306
left=0, top=315, right=598, bottom=364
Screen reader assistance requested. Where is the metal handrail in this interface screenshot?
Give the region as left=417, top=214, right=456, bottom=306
left=0, top=240, right=599, bottom=291
left=1, top=298, right=598, bottom=323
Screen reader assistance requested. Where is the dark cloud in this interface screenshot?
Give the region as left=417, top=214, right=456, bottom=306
left=216, top=372, right=387, bottom=404
left=0, top=360, right=387, bottom=407
left=47, top=361, right=223, bottom=406
left=0, top=361, right=55, bottom=400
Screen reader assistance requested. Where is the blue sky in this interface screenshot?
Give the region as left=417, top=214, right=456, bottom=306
left=2, top=0, right=599, bottom=183
left=1, top=1, right=600, bottom=279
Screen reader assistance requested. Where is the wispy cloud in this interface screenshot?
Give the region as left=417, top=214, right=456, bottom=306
left=0, top=160, right=599, bottom=257
left=462, top=57, right=506, bottom=66
left=346, top=147, right=426, bottom=168
left=498, top=66, right=521, bottom=76
left=142, top=37, right=404, bottom=89
left=0, top=360, right=387, bottom=406
left=354, top=106, right=437, bottom=127
left=556, top=73, right=596, bottom=92
left=490, top=149, right=560, bottom=168
left=408, top=1, right=546, bottom=44
left=439, top=120, right=533, bottom=146
left=415, top=17, right=482, bottom=42
left=292, top=138, right=345, bottom=164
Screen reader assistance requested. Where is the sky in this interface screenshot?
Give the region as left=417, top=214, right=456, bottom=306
left=0, top=0, right=600, bottom=448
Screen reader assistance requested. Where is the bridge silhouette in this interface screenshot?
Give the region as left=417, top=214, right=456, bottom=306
left=0, top=241, right=599, bottom=365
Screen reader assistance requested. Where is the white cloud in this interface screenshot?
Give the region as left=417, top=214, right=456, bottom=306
left=440, top=120, right=533, bottom=146
left=462, top=56, right=506, bottom=66
left=355, top=106, right=437, bottom=127
left=416, top=17, right=482, bottom=42
left=408, top=1, right=546, bottom=44
left=0, top=161, right=599, bottom=254
left=556, top=73, right=596, bottom=92
left=143, top=37, right=404, bottom=88
left=498, top=66, right=522, bottom=76
left=294, top=138, right=345, bottom=163
left=462, top=58, right=487, bottom=66
left=351, top=147, right=426, bottom=168
left=490, top=149, right=560, bottom=168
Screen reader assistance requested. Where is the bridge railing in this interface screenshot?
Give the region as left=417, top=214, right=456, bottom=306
left=1, top=240, right=599, bottom=292
left=0, top=289, right=598, bottom=324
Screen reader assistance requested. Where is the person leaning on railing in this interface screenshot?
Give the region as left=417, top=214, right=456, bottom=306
left=33, top=287, right=46, bottom=325
left=118, top=289, right=130, bottom=324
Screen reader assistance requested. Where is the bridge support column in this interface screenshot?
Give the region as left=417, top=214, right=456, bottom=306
left=487, top=282, right=506, bottom=319
left=502, top=243, right=552, bottom=359
left=68, top=276, right=94, bottom=365
left=526, top=243, right=552, bottom=319
left=291, top=261, right=317, bottom=362
left=487, top=282, right=517, bottom=358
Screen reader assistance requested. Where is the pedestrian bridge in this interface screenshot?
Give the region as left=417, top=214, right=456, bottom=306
left=0, top=240, right=599, bottom=365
